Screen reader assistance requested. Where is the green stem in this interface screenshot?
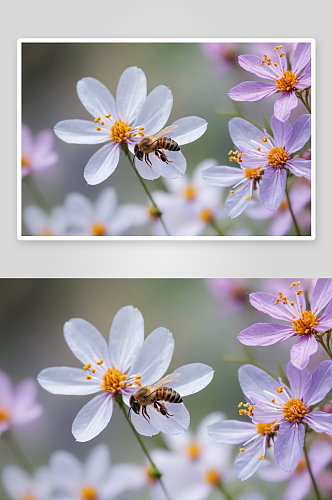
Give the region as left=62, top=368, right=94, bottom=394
left=318, top=337, right=332, bottom=360
left=297, top=92, right=311, bottom=114
left=23, top=176, right=50, bottom=212
left=303, top=441, right=323, bottom=500
left=216, top=481, right=233, bottom=500
left=285, top=176, right=302, bottom=236
left=115, top=395, right=172, bottom=500
left=210, top=219, right=224, bottom=236
left=3, top=432, right=33, bottom=473
left=121, top=144, right=170, bottom=236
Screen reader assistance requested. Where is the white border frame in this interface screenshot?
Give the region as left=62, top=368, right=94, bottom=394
left=17, top=38, right=316, bottom=241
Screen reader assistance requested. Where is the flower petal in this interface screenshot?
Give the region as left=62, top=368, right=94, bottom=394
left=133, top=85, right=173, bottom=136
left=149, top=402, right=190, bottom=435
left=228, top=81, right=277, bottom=102
left=304, top=412, right=332, bottom=435
left=238, top=323, right=294, bottom=346
left=274, top=421, right=305, bottom=472
left=208, top=420, right=257, bottom=444
left=130, top=408, right=159, bottom=437
left=129, top=327, right=174, bottom=386
left=287, top=159, right=311, bottom=179
left=76, top=77, right=117, bottom=119
left=225, top=179, right=252, bottom=218
left=202, top=165, right=245, bottom=187
left=287, top=362, right=311, bottom=400
left=2, top=466, right=32, bottom=499
left=238, top=55, right=275, bottom=79
left=170, top=363, right=214, bottom=397
left=116, top=67, right=147, bottom=125
left=134, top=156, right=160, bottom=180
left=250, top=400, right=284, bottom=423
left=249, top=292, right=294, bottom=321
left=72, top=393, right=113, bottom=442
left=84, top=142, right=120, bottom=185
left=271, top=115, right=292, bottom=149
left=50, top=450, right=83, bottom=490
left=63, top=318, right=110, bottom=366
left=169, top=116, right=207, bottom=146
left=147, top=150, right=187, bottom=179
left=234, top=434, right=266, bottom=481
left=311, top=279, right=332, bottom=315
left=296, top=63, right=311, bottom=89
left=316, top=301, right=332, bottom=332
left=85, top=444, right=111, bottom=484
left=285, top=114, right=311, bottom=154
left=303, top=361, right=332, bottom=407
left=22, top=123, right=34, bottom=155
left=94, top=186, right=118, bottom=222
left=238, top=364, right=283, bottom=404
left=290, top=334, right=318, bottom=370
left=65, top=192, right=94, bottom=228
left=23, top=206, right=49, bottom=236
left=54, top=120, right=109, bottom=145
left=274, top=92, right=298, bottom=122
left=37, top=367, right=101, bottom=395
left=260, top=166, right=287, bottom=211
left=292, top=43, right=311, bottom=74
left=229, top=117, right=266, bottom=150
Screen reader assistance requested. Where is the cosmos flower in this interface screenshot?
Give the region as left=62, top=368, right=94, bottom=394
left=54, top=67, right=207, bottom=184
left=206, top=278, right=249, bottom=315
left=200, top=43, right=238, bottom=74
left=0, top=370, right=42, bottom=437
left=240, top=362, right=332, bottom=473
left=21, top=124, right=58, bottom=178
left=202, top=115, right=311, bottom=215
left=37, top=306, right=214, bottom=441
left=238, top=279, right=332, bottom=369
left=2, top=466, right=53, bottom=500
left=228, top=43, right=311, bottom=121
left=23, top=205, right=68, bottom=236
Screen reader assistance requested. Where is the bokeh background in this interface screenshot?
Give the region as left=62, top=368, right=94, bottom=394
left=0, top=278, right=327, bottom=499
left=21, top=42, right=311, bottom=236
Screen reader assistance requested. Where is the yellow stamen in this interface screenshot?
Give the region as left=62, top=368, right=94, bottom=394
left=205, top=469, right=220, bottom=485
left=110, top=119, right=136, bottom=143
left=230, top=190, right=235, bottom=194
left=256, top=421, right=277, bottom=435
left=91, top=223, right=107, bottom=237
left=22, top=155, right=30, bottom=168
left=262, top=137, right=268, bottom=143
left=267, top=147, right=288, bottom=168
left=277, top=386, right=283, bottom=394
left=295, top=457, right=306, bottom=473
left=101, top=366, right=139, bottom=394
left=275, top=71, right=298, bottom=92
left=184, top=185, right=197, bottom=200
left=292, top=311, right=318, bottom=336
left=83, top=364, right=91, bottom=371
left=238, top=402, right=243, bottom=408
left=244, top=167, right=263, bottom=179
left=200, top=209, right=213, bottom=222
left=259, top=455, right=264, bottom=460
left=86, top=375, right=92, bottom=380
left=96, top=360, right=104, bottom=365
left=228, top=150, right=233, bottom=155
left=283, top=398, right=306, bottom=421
left=246, top=196, right=251, bottom=201
left=240, top=448, right=245, bottom=453
left=105, top=113, right=112, bottom=118
left=0, top=408, right=10, bottom=423
left=94, top=117, right=101, bottom=123
left=187, top=443, right=202, bottom=460
left=96, top=127, right=101, bottom=131
left=80, top=485, right=98, bottom=500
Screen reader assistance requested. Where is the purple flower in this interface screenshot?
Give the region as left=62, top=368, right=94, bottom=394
left=240, top=362, right=332, bottom=473
left=206, top=279, right=249, bottom=315
left=201, top=43, right=238, bottom=74
left=22, top=124, right=58, bottom=178
left=228, top=43, right=311, bottom=122
left=0, top=370, right=42, bottom=436
left=238, top=279, right=332, bottom=369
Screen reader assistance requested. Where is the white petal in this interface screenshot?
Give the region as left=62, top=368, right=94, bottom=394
left=134, top=156, right=160, bottom=180
left=148, top=150, right=187, bottom=179
left=77, top=77, right=118, bottom=119
left=234, top=435, right=265, bottom=480
left=169, top=117, right=208, bottom=146
left=23, top=206, right=49, bottom=235
left=149, top=402, right=190, bottom=434
left=72, top=393, right=114, bottom=442
left=37, top=367, right=101, bottom=395
left=196, top=411, right=226, bottom=444
left=50, top=450, right=82, bottom=490
left=2, top=466, right=32, bottom=499
left=84, top=142, right=120, bottom=185
left=202, top=165, right=244, bottom=187
left=130, top=408, right=159, bottom=436
left=133, top=85, right=173, bottom=136
left=208, top=420, right=257, bottom=444
left=63, top=318, right=110, bottom=366
left=54, top=120, right=109, bottom=144
left=225, top=179, right=252, bottom=218
left=170, top=363, right=214, bottom=397
left=85, top=444, right=111, bottom=484
left=116, top=67, right=147, bottom=124
left=64, top=192, right=94, bottom=228
left=95, top=187, right=118, bottom=222
left=108, top=306, right=145, bottom=373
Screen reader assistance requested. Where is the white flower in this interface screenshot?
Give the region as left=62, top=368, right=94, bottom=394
left=54, top=67, right=207, bottom=185
left=23, top=205, right=68, bottom=236
left=37, top=306, right=214, bottom=441
left=2, top=465, right=53, bottom=500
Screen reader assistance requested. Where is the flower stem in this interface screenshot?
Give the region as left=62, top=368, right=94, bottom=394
left=303, top=441, right=323, bottom=500
left=121, top=144, right=171, bottom=236
left=3, top=431, right=33, bottom=473
left=115, top=395, right=172, bottom=500
left=210, top=219, right=224, bottom=236
left=318, top=336, right=332, bottom=360
left=23, top=175, right=50, bottom=212
left=296, top=90, right=311, bottom=114
left=285, top=176, right=302, bottom=236
left=216, top=482, right=233, bottom=500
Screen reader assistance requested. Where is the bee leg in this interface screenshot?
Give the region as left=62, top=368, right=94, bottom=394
left=155, top=401, right=173, bottom=418
left=144, top=154, right=152, bottom=167
left=155, top=150, right=170, bottom=164
left=141, top=405, right=150, bottom=422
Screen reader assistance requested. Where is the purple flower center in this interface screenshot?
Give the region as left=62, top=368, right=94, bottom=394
left=283, top=398, right=307, bottom=421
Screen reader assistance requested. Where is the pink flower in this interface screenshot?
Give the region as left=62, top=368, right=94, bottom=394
left=22, top=124, right=58, bottom=177
left=207, top=279, right=249, bottom=315
left=201, top=43, right=238, bottom=74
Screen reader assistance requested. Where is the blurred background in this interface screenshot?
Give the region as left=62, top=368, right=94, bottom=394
left=0, top=278, right=326, bottom=499
left=21, top=42, right=311, bottom=236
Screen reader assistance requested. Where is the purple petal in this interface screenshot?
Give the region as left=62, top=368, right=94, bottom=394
left=287, top=362, right=311, bottom=400
left=22, top=123, right=33, bottom=155
left=208, top=419, right=257, bottom=444
left=274, top=421, right=305, bottom=473
left=285, top=114, right=311, bottom=154
left=304, top=412, right=332, bottom=435
left=274, top=92, right=298, bottom=122
left=250, top=399, right=284, bottom=423
left=271, top=115, right=292, bottom=149
left=238, top=55, right=275, bottom=79
left=290, top=334, right=318, bottom=369
left=238, top=323, right=294, bottom=346
left=0, top=371, right=14, bottom=406
left=303, top=361, right=332, bottom=407
left=234, top=435, right=266, bottom=481
left=225, top=179, right=252, bottom=218
left=240, top=152, right=269, bottom=169
left=308, top=440, right=332, bottom=475
left=287, top=159, right=311, bottom=179
left=296, top=64, right=311, bottom=89
left=202, top=165, right=245, bottom=187
left=249, top=292, right=294, bottom=321
left=316, top=301, right=332, bottom=332
left=284, top=471, right=311, bottom=500
left=228, top=117, right=266, bottom=150
left=228, top=82, right=277, bottom=102
left=238, top=364, right=283, bottom=403
left=311, top=279, right=332, bottom=315
left=260, top=166, right=287, bottom=211
left=292, top=43, right=311, bottom=74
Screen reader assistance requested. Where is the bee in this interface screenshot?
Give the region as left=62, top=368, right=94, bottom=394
left=129, top=373, right=182, bottom=422
left=134, top=126, right=180, bottom=167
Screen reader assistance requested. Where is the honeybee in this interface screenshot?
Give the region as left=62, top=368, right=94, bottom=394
left=134, top=126, right=180, bottom=166
left=129, top=373, right=182, bottom=422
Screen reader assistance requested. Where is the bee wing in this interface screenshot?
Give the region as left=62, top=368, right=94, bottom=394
left=150, top=125, right=178, bottom=144
left=145, top=373, right=180, bottom=396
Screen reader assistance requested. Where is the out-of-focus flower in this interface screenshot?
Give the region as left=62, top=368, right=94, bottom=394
left=64, top=187, right=145, bottom=236
left=247, top=182, right=311, bottom=236
left=240, top=362, right=332, bottom=473
left=38, top=306, right=214, bottom=441
left=22, top=124, right=58, bottom=178
left=228, top=43, right=311, bottom=121
left=0, top=371, right=42, bottom=436
left=201, top=43, right=238, bottom=74
left=54, top=67, right=207, bottom=184
left=238, top=279, right=332, bottom=369
left=258, top=439, right=332, bottom=500
left=2, top=466, right=52, bottom=500
left=23, top=205, right=68, bottom=236
left=206, top=279, right=249, bottom=315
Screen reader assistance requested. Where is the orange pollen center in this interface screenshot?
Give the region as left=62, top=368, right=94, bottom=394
left=22, top=155, right=30, bottom=169
left=200, top=208, right=213, bottom=222
left=256, top=421, right=278, bottom=435
left=187, top=443, right=202, bottom=460
left=184, top=185, right=197, bottom=200
left=244, top=167, right=263, bottom=179
left=100, top=366, right=141, bottom=393
left=0, top=408, right=9, bottom=422
left=295, top=457, right=306, bottom=473
left=40, top=231, right=52, bottom=236
left=283, top=398, right=307, bottom=421
left=292, top=311, right=318, bottom=335
left=267, top=147, right=288, bottom=168
left=278, top=199, right=288, bottom=212
left=80, top=486, right=98, bottom=500
left=205, top=469, right=221, bottom=485
left=21, top=496, right=35, bottom=500
left=109, top=119, right=134, bottom=143
left=92, top=223, right=106, bottom=236
left=275, top=71, right=298, bottom=92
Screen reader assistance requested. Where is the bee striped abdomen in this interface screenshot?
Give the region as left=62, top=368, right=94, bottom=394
left=157, top=387, right=183, bottom=404
left=157, top=137, right=180, bottom=152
